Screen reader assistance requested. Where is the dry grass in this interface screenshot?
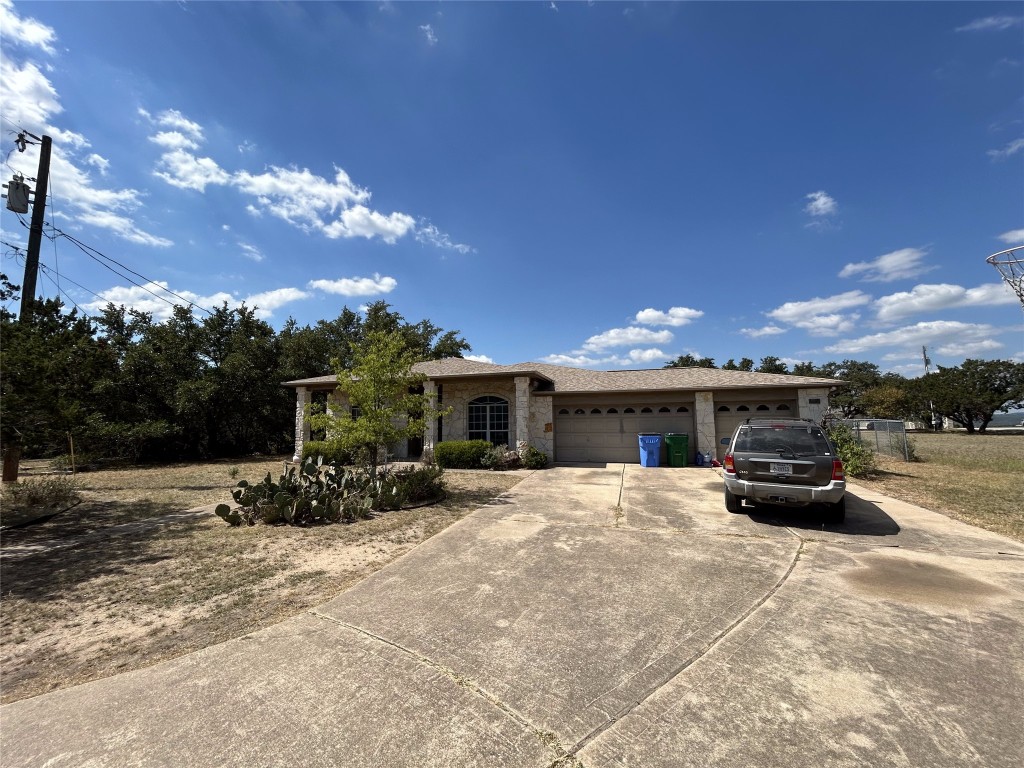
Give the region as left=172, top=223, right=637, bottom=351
left=854, top=432, right=1024, bottom=542
left=0, top=458, right=523, bottom=704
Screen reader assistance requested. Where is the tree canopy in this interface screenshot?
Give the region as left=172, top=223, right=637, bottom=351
left=913, top=359, right=1024, bottom=433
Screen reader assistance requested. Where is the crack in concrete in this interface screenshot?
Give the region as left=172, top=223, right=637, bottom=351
left=562, top=537, right=807, bottom=760
left=307, top=610, right=575, bottom=764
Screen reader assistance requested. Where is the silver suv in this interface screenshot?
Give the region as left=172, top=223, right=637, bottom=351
left=723, top=418, right=846, bottom=523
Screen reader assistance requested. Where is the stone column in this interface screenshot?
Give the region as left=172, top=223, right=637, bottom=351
left=514, top=376, right=530, bottom=453
left=798, top=387, right=830, bottom=424
left=695, top=390, right=716, bottom=461
left=292, top=386, right=310, bottom=462
left=423, top=381, right=436, bottom=453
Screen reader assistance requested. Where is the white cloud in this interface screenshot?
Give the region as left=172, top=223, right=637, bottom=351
left=151, top=108, right=204, bottom=141
left=540, top=353, right=604, bottom=367
left=955, top=16, right=1023, bottom=33
left=581, top=326, right=674, bottom=352
left=419, top=24, right=437, bottom=45
left=415, top=222, right=473, bottom=254
left=154, top=148, right=231, bottom=192
left=634, top=306, right=703, bottom=326
left=766, top=290, right=871, bottom=337
left=549, top=2, right=558, bottom=11
left=323, top=205, right=416, bottom=243
left=81, top=281, right=234, bottom=321
left=839, top=247, right=933, bottom=282
left=988, top=138, right=1024, bottom=161
left=875, top=283, right=1018, bottom=323
left=624, top=348, right=667, bottom=364
left=464, top=354, right=495, bottom=364
left=149, top=130, right=200, bottom=151
left=0, top=0, right=57, bottom=54
left=740, top=325, right=787, bottom=338
left=84, top=153, right=110, bottom=175
left=245, top=287, right=310, bottom=317
left=936, top=339, right=1004, bottom=357
left=307, top=274, right=398, bottom=297
left=824, top=320, right=998, bottom=355
left=238, top=243, right=265, bottom=262
left=997, top=229, right=1024, bottom=244
left=804, top=190, right=838, bottom=218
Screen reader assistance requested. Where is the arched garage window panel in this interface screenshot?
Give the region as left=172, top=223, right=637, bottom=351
left=777, top=404, right=791, bottom=411
left=718, top=405, right=730, bottom=412
left=574, top=408, right=586, bottom=415
left=737, top=405, right=750, bottom=412
left=607, top=408, right=618, bottom=414
left=659, top=407, right=671, bottom=413
left=676, top=406, right=689, bottom=412
left=624, top=407, right=635, bottom=413
left=641, top=407, right=653, bottom=413
left=591, top=408, right=602, bottom=414
left=756, top=404, right=769, bottom=411
left=468, top=396, right=510, bottom=446
left=558, top=408, right=569, bottom=415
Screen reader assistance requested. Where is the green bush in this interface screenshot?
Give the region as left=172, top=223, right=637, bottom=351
left=435, top=440, right=492, bottom=469
left=376, top=465, right=446, bottom=509
left=301, top=440, right=354, bottom=465
left=1, top=476, right=80, bottom=510
left=481, top=444, right=521, bottom=470
left=826, top=423, right=877, bottom=477
left=522, top=445, right=549, bottom=469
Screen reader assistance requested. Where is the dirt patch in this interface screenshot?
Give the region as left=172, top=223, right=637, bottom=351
left=0, top=462, right=524, bottom=704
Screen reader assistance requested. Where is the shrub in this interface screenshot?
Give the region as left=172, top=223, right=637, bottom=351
left=521, top=445, right=549, bottom=469
left=379, top=465, right=446, bottom=509
left=481, top=444, right=521, bottom=470
left=435, top=440, right=492, bottom=469
left=301, top=440, right=354, bottom=465
left=826, top=423, right=877, bottom=478
left=2, top=476, right=80, bottom=510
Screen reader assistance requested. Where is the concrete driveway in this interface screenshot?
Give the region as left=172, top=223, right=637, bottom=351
left=3, top=465, right=1023, bottom=767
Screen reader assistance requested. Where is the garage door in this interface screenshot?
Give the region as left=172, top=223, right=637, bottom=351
left=715, top=401, right=798, bottom=460
left=555, top=404, right=695, bottom=464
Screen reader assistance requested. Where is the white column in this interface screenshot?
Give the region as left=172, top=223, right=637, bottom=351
left=695, top=391, right=716, bottom=460
left=293, top=386, right=310, bottom=462
left=514, top=376, right=530, bottom=453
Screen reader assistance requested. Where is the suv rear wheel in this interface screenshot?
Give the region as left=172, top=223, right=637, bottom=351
left=824, top=496, right=846, bottom=524
left=725, top=486, right=743, bottom=513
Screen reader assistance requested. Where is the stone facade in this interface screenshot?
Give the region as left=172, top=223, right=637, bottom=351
left=798, top=387, right=831, bottom=424
left=529, top=396, right=554, bottom=457
left=438, top=378, right=517, bottom=443
left=292, top=386, right=310, bottom=462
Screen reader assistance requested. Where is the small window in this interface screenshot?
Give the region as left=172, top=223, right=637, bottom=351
left=607, top=407, right=618, bottom=414
left=558, top=408, right=569, bottom=415
left=718, top=405, right=730, bottom=412
left=658, top=407, right=670, bottom=413
left=676, top=406, right=689, bottom=412
left=737, top=405, right=750, bottom=412
left=624, top=407, right=635, bottom=414
left=777, top=404, right=791, bottom=411
left=574, top=408, right=585, bottom=415
left=641, top=407, right=653, bottom=413
left=591, top=408, right=602, bottom=414
left=756, top=404, right=769, bottom=411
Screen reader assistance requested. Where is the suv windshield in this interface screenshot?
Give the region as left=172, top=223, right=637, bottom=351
left=732, top=424, right=832, bottom=457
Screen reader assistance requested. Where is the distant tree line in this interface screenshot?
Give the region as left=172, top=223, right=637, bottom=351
left=1, top=273, right=468, bottom=469
left=664, top=353, right=1024, bottom=433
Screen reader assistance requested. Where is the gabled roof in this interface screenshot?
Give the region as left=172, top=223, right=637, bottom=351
left=283, top=358, right=844, bottom=392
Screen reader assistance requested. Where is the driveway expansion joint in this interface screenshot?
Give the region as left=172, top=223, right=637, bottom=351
left=307, top=610, right=575, bottom=763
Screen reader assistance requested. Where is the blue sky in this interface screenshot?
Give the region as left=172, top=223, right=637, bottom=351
left=2, top=0, right=1022, bottom=375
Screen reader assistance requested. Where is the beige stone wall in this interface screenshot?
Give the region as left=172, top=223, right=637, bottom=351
left=694, top=391, right=716, bottom=459
left=798, top=387, right=831, bottom=424
left=529, top=396, right=554, bottom=457
left=439, top=378, right=517, bottom=443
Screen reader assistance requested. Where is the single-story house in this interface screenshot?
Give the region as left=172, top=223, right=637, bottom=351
left=284, top=359, right=843, bottom=465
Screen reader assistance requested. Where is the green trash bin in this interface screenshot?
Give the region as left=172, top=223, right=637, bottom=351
left=664, top=433, right=689, bottom=467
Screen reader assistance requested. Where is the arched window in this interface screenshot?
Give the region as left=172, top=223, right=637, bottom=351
left=641, top=407, right=653, bottom=413
left=574, top=408, right=586, bottom=415
left=677, top=406, right=689, bottom=412
left=591, top=408, right=602, bottom=414
left=624, top=407, right=635, bottom=414
left=607, top=407, right=618, bottom=414
left=756, top=404, right=769, bottom=411
left=469, top=396, right=510, bottom=446
left=558, top=408, right=569, bottom=415
left=737, top=405, right=750, bottom=412
left=718, top=405, right=731, bottom=412
left=777, top=404, right=791, bottom=411
left=658, top=407, right=671, bottom=413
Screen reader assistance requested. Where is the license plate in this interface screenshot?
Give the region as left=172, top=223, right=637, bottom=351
left=770, top=462, right=793, bottom=474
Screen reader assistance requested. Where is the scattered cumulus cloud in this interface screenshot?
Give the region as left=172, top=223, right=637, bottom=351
left=149, top=130, right=200, bottom=151
left=82, top=281, right=231, bottom=320
left=803, top=190, right=839, bottom=229
left=874, top=283, right=1018, bottom=323
left=307, top=274, right=398, bottom=297
left=936, top=339, right=1004, bottom=357
left=238, top=242, right=265, bottom=262
left=419, top=24, right=437, bottom=45
left=988, top=138, right=1024, bottom=161
left=740, top=325, right=786, bottom=338
left=0, top=0, right=56, bottom=53
left=154, top=148, right=231, bottom=192
left=955, top=16, right=1024, bottom=33
left=624, top=348, right=666, bottom=364
left=246, top=287, right=311, bottom=316
left=581, top=327, right=674, bottom=352
left=84, top=153, right=109, bottom=175
left=839, top=247, right=934, bottom=282
left=549, top=2, right=558, bottom=11
left=634, top=306, right=703, bottom=326
left=766, top=290, right=871, bottom=336
left=415, top=222, right=474, bottom=254
left=998, top=229, right=1024, bottom=244
left=464, top=354, right=495, bottom=364
left=824, top=320, right=998, bottom=355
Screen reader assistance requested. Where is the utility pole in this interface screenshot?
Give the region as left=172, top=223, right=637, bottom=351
left=18, top=133, right=51, bottom=322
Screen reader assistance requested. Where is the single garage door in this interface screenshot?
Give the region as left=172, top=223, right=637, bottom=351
left=714, top=401, right=798, bottom=460
left=555, top=403, right=695, bottom=464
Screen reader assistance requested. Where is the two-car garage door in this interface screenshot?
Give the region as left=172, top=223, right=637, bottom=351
left=555, top=402, right=695, bottom=464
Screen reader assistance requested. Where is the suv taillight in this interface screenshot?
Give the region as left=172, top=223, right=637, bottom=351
left=832, top=459, right=845, bottom=481
left=724, top=453, right=735, bottom=473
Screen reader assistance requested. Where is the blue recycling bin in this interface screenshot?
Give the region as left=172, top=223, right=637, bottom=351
left=638, top=433, right=662, bottom=467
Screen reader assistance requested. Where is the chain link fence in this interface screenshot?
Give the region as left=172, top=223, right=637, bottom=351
left=840, top=419, right=910, bottom=460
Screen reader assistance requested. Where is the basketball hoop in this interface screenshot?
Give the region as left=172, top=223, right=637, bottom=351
left=987, top=245, right=1024, bottom=308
